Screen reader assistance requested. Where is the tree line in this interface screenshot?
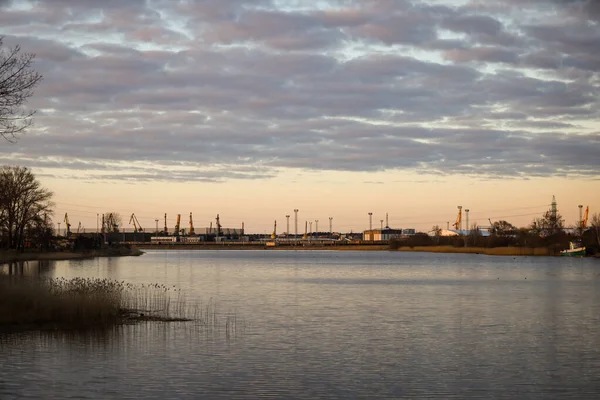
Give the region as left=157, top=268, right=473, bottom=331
left=392, top=211, right=600, bottom=255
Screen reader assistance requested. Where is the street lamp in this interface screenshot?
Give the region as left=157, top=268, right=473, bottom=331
left=315, top=220, right=318, bottom=238
left=286, top=215, right=290, bottom=236
left=294, top=209, right=299, bottom=242
left=368, top=212, right=373, bottom=231
left=329, top=217, right=333, bottom=235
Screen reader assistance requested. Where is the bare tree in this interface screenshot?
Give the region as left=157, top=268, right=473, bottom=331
left=0, top=166, right=53, bottom=251
left=530, top=210, right=564, bottom=237
left=590, top=213, right=600, bottom=248
left=0, top=37, right=43, bottom=142
left=490, top=220, right=516, bottom=236
left=103, top=212, right=122, bottom=233
left=431, top=225, right=441, bottom=244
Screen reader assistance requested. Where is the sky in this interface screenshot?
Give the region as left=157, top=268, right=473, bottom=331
left=0, top=0, right=599, bottom=234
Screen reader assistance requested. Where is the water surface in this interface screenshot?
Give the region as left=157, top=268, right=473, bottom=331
left=1, top=250, right=599, bottom=399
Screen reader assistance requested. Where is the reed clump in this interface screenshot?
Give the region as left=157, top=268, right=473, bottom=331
left=0, top=276, right=244, bottom=334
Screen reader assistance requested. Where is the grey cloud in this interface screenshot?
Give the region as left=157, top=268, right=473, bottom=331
left=444, top=47, right=519, bottom=64
left=441, top=14, right=503, bottom=37
left=0, top=0, right=598, bottom=181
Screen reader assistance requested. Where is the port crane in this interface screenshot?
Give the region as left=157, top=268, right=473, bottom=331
left=582, top=206, right=589, bottom=229
left=64, top=213, right=71, bottom=236
left=216, top=214, right=222, bottom=237
left=452, top=206, right=462, bottom=230
left=271, top=220, right=277, bottom=239
left=174, top=214, right=181, bottom=236
left=129, top=213, right=143, bottom=232
left=189, top=212, right=195, bottom=235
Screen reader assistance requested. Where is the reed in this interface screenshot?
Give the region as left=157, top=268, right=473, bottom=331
left=0, top=276, right=244, bottom=335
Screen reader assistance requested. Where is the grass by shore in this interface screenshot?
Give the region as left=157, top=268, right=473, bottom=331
left=137, top=243, right=553, bottom=256
left=0, top=275, right=243, bottom=335
left=392, top=245, right=552, bottom=256
left=1, top=244, right=563, bottom=261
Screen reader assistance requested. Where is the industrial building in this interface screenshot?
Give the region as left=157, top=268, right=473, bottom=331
left=362, top=228, right=404, bottom=241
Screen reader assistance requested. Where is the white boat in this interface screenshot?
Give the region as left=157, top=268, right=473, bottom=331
left=560, top=241, right=586, bottom=257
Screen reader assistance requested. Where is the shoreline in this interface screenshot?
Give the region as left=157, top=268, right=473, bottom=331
left=137, top=243, right=555, bottom=256
left=3, top=244, right=592, bottom=263
left=0, top=247, right=144, bottom=264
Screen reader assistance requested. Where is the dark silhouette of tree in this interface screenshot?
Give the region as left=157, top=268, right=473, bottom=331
left=0, top=37, right=42, bottom=142
left=590, top=213, right=600, bottom=248
left=0, top=166, right=53, bottom=251
left=530, top=210, right=564, bottom=237
left=103, top=212, right=122, bottom=233
left=431, top=225, right=442, bottom=244
left=490, top=220, right=516, bottom=236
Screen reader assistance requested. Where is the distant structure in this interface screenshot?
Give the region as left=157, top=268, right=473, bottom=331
left=452, top=206, right=462, bottom=231
left=362, top=228, right=415, bottom=241
left=551, top=195, right=557, bottom=220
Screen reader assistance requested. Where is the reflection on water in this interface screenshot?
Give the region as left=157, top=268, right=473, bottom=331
left=1, top=251, right=600, bottom=399
left=0, top=260, right=52, bottom=277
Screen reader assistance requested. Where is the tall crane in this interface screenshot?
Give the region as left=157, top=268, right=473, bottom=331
left=76, top=222, right=82, bottom=234
left=189, top=212, right=195, bottom=235
left=271, top=220, right=277, bottom=239
left=174, top=214, right=181, bottom=236
left=129, top=213, right=143, bottom=232
left=452, top=206, right=462, bottom=231
left=582, top=206, right=589, bottom=229
left=64, top=213, right=71, bottom=236
left=216, top=214, right=222, bottom=237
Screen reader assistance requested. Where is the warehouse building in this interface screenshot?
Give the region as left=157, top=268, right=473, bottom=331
left=362, top=228, right=404, bottom=241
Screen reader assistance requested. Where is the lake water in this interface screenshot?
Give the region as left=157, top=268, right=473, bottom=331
left=1, top=250, right=600, bottom=399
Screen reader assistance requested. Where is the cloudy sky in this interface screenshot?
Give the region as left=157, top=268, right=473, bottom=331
left=1, top=0, right=599, bottom=233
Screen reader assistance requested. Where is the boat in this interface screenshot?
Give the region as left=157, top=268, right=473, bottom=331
left=560, top=241, right=586, bottom=257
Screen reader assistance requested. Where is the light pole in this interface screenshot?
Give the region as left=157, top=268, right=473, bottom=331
left=294, top=209, right=299, bottom=240
left=465, top=209, right=470, bottom=235
left=579, top=205, right=583, bottom=235
left=155, top=218, right=159, bottom=233
left=380, top=219, right=384, bottom=230
left=96, top=213, right=99, bottom=233
left=329, top=217, right=333, bottom=235
left=315, top=220, right=318, bottom=238
left=368, top=212, right=373, bottom=231
left=286, top=215, right=290, bottom=236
